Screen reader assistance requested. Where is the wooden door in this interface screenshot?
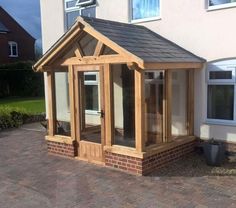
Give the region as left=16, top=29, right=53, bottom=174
left=74, top=65, right=105, bottom=164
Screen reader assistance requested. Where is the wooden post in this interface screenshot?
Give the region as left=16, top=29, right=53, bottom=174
left=99, top=66, right=105, bottom=146
left=163, top=70, right=172, bottom=142
left=135, top=68, right=145, bottom=152
left=187, top=69, right=194, bottom=135
left=103, top=64, right=114, bottom=146
left=74, top=70, right=81, bottom=142
left=47, top=71, right=56, bottom=136
left=68, top=65, right=76, bottom=140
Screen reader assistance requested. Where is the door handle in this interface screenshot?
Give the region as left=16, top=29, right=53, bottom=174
left=97, top=110, right=104, bottom=118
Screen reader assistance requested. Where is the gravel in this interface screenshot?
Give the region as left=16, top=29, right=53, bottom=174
left=150, top=152, right=236, bottom=177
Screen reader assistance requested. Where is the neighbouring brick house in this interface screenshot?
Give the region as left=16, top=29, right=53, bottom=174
left=35, top=0, right=236, bottom=175
left=0, top=6, right=35, bottom=64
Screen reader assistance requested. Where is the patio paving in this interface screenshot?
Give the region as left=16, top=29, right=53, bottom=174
left=0, top=123, right=235, bottom=208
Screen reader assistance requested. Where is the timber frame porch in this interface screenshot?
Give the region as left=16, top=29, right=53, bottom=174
left=33, top=17, right=205, bottom=175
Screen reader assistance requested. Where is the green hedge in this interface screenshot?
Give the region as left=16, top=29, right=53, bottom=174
left=0, top=61, right=44, bottom=98
left=0, top=105, right=45, bottom=130
left=0, top=106, right=26, bottom=130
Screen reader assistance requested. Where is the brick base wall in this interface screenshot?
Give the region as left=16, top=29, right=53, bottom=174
left=105, top=140, right=196, bottom=175
left=47, top=141, right=76, bottom=157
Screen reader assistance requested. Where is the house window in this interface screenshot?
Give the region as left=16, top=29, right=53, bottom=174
left=208, top=0, right=236, bottom=9
left=64, top=0, right=96, bottom=30
left=207, top=66, right=236, bottom=122
left=84, top=72, right=99, bottom=112
left=131, top=0, right=160, bottom=22
left=8, top=41, right=18, bottom=57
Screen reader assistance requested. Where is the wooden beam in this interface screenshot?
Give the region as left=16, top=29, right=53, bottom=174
left=143, top=62, right=204, bottom=70
left=75, top=42, right=84, bottom=58
left=99, top=66, right=105, bottom=147
left=103, top=64, right=114, bottom=146
left=83, top=25, right=144, bottom=67
left=68, top=65, right=76, bottom=141
left=60, top=55, right=132, bottom=66
left=74, top=70, right=82, bottom=142
left=134, top=68, right=145, bottom=152
left=187, top=69, right=194, bottom=135
left=34, top=27, right=82, bottom=70
left=79, top=72, right=86, bottom=131
left=163, top=70, right=172, bottom=142
left=46, top=71, right=56, bottom=136
left=94, top=41, right=104, bottom=56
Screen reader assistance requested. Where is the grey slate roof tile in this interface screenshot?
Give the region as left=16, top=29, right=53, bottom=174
left=82, top=16, right=205, bottom=63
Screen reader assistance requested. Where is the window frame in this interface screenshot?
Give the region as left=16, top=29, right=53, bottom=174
left=8, top=41, right=18, bottom=57
left=206, top=65, right=236, bottom=125
left=129, top=0, right=161, bottom=23
left=84, top=72, right=100, bottom=115
left=64, top=0, right=96, bottom=30
left=207, top=0, right=236, bottom=11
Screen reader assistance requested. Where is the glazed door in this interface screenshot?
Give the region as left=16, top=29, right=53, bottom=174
left=75, top=65, right=105, bottom=163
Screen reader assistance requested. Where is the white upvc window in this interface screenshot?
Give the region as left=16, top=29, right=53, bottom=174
left=206, top=65, right=236, bottom=125
left=207, top=0, right=236, bottom=11
left=84, top=72, right=99, bottom=114
left=8, top=41, right=18, bottom=57
left=130, top=0, right=161, bottom=23
left=64, top=0, right=96, bottom=30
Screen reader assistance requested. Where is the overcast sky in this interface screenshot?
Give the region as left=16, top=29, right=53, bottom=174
left=0, top=0, right=41, bottom=42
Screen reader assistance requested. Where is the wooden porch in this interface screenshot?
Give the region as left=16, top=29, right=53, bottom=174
left=33, top=17, right=205, bottom=174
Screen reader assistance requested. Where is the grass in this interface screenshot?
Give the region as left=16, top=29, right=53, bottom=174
left=0, top=97, right=45, bottom=114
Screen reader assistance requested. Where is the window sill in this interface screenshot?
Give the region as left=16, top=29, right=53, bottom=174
left=9, top=55, right=18, bottom=58
left=207, top=3, right=236, bottom=11
left=130, top=16, right=161, bottom=24
left=205, top=119, right=236, bottom=127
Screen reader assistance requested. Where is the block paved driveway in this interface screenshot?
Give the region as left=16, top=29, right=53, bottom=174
left=0, top=124, right=236, bottom=208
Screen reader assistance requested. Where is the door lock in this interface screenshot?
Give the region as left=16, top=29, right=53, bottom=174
left=97, top=110, right=104, bottom=118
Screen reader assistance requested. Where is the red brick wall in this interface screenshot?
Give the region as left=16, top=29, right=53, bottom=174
left=0, top=7, right=35, bottom=63
left=105, top=140, right=196, bottom=176
left=47, top=141, right=76, bottom=158
left=105, top=152, right=143, bottom=175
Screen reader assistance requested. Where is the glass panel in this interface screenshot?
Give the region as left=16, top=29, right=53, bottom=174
left=79, top=33, right=98, bottom=56
left=84, top=74, right=96, bottom=81
left=85, top=85, right=98, bottom=111
left=132, top=0, right=160, bottom=20
left=144, top=71, right=164, bottom=146
left=12, top=45, right=17, bottom=56
left=209, top=71, right=232, bottom=79
left=207, top=85, right=234, bottom=120
left=112, top=64, right=135, bottom=148
left=79, top=71, right=101, bottom=143
left=102, top=45, right=117, bottom=55
left=65, top=10, right=80, bottom=29
left=209, top=0, right=236, bottom=6
left=81, top=6, right=96, bottom=17
left=55, top=71, right=71, bottom=136
left=171, top=70, right=187, bottom=137
left=66, top=0, right=77, bottom=9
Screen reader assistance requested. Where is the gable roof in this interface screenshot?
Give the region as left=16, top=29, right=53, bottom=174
left=34, top=16, right=205, bottom=71
left=0, top=7, right=35, bottom=40
left=0, top=20, right=9, bottom=33
left=82, top=16, right=204, bottom=63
